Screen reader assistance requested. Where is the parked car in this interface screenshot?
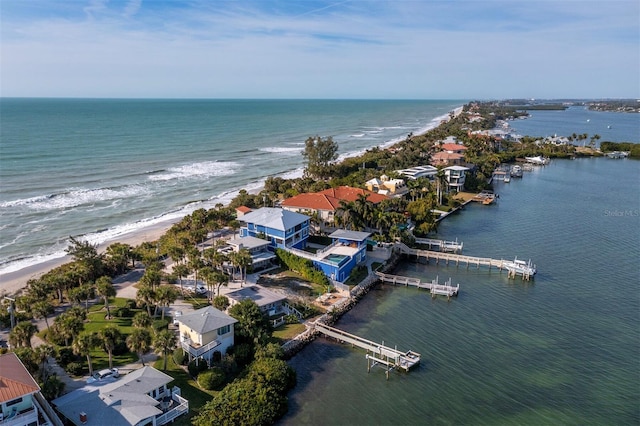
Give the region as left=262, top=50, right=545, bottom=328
left=87, top=368, right=119, bottom=384
left=196, top=285, right=207, bottom=295
left=172, top=311, right=183, bottom=325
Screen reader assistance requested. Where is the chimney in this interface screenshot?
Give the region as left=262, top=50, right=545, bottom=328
left=79, top=412, right=87, bottom=424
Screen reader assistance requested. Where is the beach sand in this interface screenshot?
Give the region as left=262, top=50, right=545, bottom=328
left=0, top=220, right=174, bottom=297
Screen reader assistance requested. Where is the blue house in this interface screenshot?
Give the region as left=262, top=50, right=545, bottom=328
left=312, top=229, right=371, bottom=283
left=239, top=207, right=310, bottom=250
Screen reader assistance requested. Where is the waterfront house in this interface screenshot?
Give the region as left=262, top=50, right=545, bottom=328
left=239, top=207, right=310, bottom=250
left=176, top=305, right=237, bottom=364
left=53, top=366, right=188, bottom=426
left=396, top=165, right=438, bottom=181
left=225, top=285, right=286, bottom=316
left=311, top=229, right=371, bottom=283
left=281, top=187, right=386, bottom=231
left=0, top=352, right=62, bottom=426
left=444, top=166, right=469, bottom=192
left=225, top=236, right=277, bottom=271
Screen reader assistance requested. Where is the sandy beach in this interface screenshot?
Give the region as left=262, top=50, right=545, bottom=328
left=0, top=220, right=174, bottom=298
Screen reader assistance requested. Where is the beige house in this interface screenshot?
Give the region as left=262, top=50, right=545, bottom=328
left=176, top=306, right=237, bottom=364
left=364, top=175, right=407, bottom=196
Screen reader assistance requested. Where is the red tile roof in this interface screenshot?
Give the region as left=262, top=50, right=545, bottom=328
left=318, top=186, right=388, bottom=204
left=432, top=152, right=465, bottom=161
left=440, top=143, right=468, bottom=152
left=236, top=206, right=252, bottom=213
left=0, top=353, right=40, bottom=403
left=281, top=186, right=388, bottom=211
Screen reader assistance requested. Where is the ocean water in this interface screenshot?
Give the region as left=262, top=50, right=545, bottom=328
left=507, top=105, right=640, bottom=144
left=0, top=99, right=462, bottom=274
left=281, top=157, right=640, bottom=425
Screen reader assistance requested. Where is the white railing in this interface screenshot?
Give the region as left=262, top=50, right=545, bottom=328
left=1, top=408, right=38, bottom=426
left=283, top=302, right=304, bottom=319
left=316, top=240, right=339, bottom=256
left=155, top=393, right=189, bottom=426
left=181, top=338, right=221, bottom=358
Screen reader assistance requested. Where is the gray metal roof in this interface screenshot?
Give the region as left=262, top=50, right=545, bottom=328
left=52, top=366, right=173, bottom=426
left=227, top=236, right=270, bottom=250
left=328, top=229, right=371, bottom=242
left=177, top=305, right=237, bottom=334
left=225, top=286, right=285, bottom=307
left=240, top=207, right=309, bottom=231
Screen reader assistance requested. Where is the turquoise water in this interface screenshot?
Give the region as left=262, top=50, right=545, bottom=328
left=0, top=99, right=462, bottom=274
left=281, top=157, right=640, bottom=425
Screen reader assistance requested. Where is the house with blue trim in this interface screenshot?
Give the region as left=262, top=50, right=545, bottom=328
left=312, top=229, right=371, bottom=283
left=239, top=207, right=310, bottom=250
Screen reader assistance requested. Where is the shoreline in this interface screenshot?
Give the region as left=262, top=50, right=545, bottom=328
left=0, top=220, right=173, bottom=297
left=0, top=105, right=464, bottom=297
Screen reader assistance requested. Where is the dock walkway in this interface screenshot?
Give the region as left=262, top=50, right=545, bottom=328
left=397, top=243, right=535, bottom=280
left=375, top=272, right=459, bottom=298
left=413, top=237, right=463, bottom=253
left=313, top=322, right=420, bottom=379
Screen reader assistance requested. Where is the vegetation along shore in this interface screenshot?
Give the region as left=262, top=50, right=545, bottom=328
left=1, top=100, right=637, bottom=426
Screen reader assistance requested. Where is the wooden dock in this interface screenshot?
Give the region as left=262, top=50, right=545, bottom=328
left=313, top=322, right=420, bottom=379
left=397, top=243, right=535, bottom=280
left=375, top=272, right=460, bottom=298
left=414, top=237, right=463, bottom=253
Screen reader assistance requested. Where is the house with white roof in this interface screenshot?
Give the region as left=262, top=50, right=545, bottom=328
left=52, top=366, right=187, bottom=426
left=364, top=175, right=407, bottom=197
left=311, top=229, right=371, bottom=283
left=239, top=207, right=310, bottom=250
left=444, top=166, right=470, bottom=192
left=396, top=165, right=438, bottom=181
left=226, top=236, right=277, bottom=271
left=176, top=305, right=237, bottom=364
left=0, top=352, right=63, bottom=426
left=225, top=286, right=287, bottom=317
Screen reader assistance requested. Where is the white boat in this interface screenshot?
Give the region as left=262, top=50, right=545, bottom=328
left=503, top=257, right=537, bottom=276
left=504, top=175, right=511, bottom=183
left=605, top=151, right=629, bottom=159
left=510, top=165, right=523, bottom=178
left=524, top=156, right=550, bottom=165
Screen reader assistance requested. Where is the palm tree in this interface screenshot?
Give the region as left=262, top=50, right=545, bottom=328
left=235, top=248, right=252, bottom=285
left=155, top=285, right=179, bottom=320
left=9, top=321, right=38, bottom=348
left=153, top=329, right=177, bottom=371
left=98, top=326, right=122, bottom=369
left=136, top=284, right=156, bottom=317
left=126, top=328, right=151, bottom=367
left=95, top=276, right=116, bottom=319
left=132, top=311, right=152, bottom=328
left=35, top=344, right=56, bottom=382
left=30, top=300, right=54, bottom=330
left=173, top=263, right=190, bottom=296
left=72, top=332, right=98, bottom=376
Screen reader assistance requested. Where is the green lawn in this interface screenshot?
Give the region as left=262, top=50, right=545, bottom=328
left=271, top=322, right=307, bottom=343
left=152, top=356, right=215, bottom=425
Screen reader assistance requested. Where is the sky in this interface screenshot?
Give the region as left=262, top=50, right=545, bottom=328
left=1, top=0, right=639, bottom=99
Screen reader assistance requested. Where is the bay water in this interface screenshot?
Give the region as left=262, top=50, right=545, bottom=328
left=0, top=99, right=462, bottom=275
left=281, top=157, right=640, bottom=425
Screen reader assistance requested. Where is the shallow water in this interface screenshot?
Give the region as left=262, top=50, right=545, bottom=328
left=281, top=157, right=640, bottom=425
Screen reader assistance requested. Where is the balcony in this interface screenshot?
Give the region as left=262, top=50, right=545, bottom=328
left=155, top=387, right=189, bottom=426
left=180, top=336, right=221, bottom=360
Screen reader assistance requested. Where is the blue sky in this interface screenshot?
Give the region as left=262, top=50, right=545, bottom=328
left=1, top=0, right=638, bottom=99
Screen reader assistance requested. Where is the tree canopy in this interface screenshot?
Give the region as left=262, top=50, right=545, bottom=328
left=302, top=135, right=339, bottom=180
